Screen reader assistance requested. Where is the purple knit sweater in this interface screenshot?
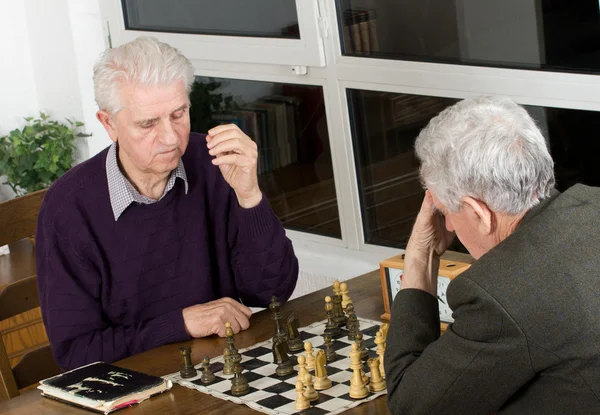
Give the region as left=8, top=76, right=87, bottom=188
left=36, top=133, right=299, bottom=371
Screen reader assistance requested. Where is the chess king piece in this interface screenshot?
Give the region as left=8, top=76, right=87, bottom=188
left=269, top=296, right=289, bottom=350
left=230, top=360, right=249, bottom=396
left=225, top=322, right=241, bottom=361
left=324, top=296, right=341, bottom=337
left=355, top=332, right=369, bottom=362
left=332, top=280, right=346, bottom=327
left=346, top=302, right=360, bottom=341
left=273, top=336, right=294, bottom=376
left=340, top=282, right=352, bottom=310
left=375, top=330, right=386, bottom=379
left=304, top=341, right=316, bottom=370
left=303, top=372, right=319, bottom=401
left=322, top=333, right=338, bottom=363
left=295, top=380, right=310, bottom=411
left=200, top=356, right=216, bottom=384
left=287, top=313, right=304, bottom=353
left=222, top=348, right=234, bottom=375
left=368, top=357, right=386, bottom=392
left=179, top=346, right=197, bottom=378
left=349, top=343, right=369, bottom=399
left=313, top=350, right=332, bottom=390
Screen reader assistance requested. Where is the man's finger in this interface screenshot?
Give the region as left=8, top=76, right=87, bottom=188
left=212, top=154, right=255, bottom=167
left=208, top=123, right=240, bottom=137
left=209, top=140, right=257, bottom=158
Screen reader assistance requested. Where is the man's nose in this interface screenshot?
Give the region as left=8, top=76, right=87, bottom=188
left=158, top=119, right=179, bottom=146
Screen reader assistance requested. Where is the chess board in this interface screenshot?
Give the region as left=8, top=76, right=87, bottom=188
left=164, top=317, right=387, bottom=415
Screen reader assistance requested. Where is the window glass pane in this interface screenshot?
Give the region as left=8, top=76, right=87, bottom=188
left=123, top=0, right=300, bottom=39
left=192, top=77, right=340, bottom=238
left=338, top=1, right=600, bottom=74
left=348, top=89, right=600, bottom=248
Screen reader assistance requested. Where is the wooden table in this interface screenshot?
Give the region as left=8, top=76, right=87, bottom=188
left=0, top=269, right=391, bottom=415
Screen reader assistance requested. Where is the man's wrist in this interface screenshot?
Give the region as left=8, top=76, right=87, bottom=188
left=236, top=189, right=262, bottom=209
left=402, top=243, right=441, bottom=296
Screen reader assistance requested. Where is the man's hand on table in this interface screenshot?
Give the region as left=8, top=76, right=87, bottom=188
left=183, top=297, right=253, bottom=338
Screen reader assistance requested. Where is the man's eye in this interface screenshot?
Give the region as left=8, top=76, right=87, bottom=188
left=172, top=111, right=184, bottom=120
left=140, top=124, right=154, bottom=129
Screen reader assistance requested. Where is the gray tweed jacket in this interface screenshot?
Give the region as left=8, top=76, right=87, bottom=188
left=385, top=184, right=600, bottom=414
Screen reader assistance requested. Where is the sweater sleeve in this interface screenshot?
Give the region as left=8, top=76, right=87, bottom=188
left=384, top=278, right=535, bottom=415
left=36, top=206, right=190, bottom=371
left=227, top=191, right=299, bottom=307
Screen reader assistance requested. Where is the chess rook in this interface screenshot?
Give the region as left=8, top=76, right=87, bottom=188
left=179, top=346, right=197, bottom=379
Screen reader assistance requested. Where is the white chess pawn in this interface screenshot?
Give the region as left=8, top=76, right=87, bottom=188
left=297, top=355, right=308, bottom=383
left=368, top=358, right=386, bottom=392
left=340, top=282, right=352, bottom=309
left=294, top=380, right=310, bottom=410
left=303, top=373, right=319, bottom=401
left=304, top=342, right=315, bottom=371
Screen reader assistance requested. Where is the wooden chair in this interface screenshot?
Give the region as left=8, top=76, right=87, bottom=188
left=0, top=189, right=61, bottom=400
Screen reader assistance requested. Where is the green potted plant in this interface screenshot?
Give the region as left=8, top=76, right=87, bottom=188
left=0, top=113, right=90, bottom=196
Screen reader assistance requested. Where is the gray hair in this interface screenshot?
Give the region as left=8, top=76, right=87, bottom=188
left=93, top=36, right=194, bottom=114
left=415, top=96, right=555, bottom=215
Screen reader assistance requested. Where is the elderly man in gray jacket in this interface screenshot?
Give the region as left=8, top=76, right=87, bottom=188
left=385, top=96, right=600, bottom=414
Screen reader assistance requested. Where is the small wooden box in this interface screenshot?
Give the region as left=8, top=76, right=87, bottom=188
left=380, top=253, right=472, bottom=332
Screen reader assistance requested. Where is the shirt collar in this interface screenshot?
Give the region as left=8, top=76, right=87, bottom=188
left=105, top=143, right=188, bottom=221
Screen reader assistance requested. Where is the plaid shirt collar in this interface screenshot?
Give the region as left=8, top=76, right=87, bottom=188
left=105, top=142, right=188, bottom=221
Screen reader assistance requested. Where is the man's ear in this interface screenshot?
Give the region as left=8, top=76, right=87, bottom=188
left=461, top=196, right=494, bottom=235
left=96, top=110, right=118, bottom=143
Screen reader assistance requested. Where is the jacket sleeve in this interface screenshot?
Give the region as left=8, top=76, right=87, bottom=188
left=36, top=205, right=190, bottom=371
left=227, top=191, right=299, bottom=307
left=384, top=277, right=535, bottom=414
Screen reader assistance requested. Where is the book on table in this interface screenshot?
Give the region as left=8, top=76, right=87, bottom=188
left=38, top=361, right=172, bottom=414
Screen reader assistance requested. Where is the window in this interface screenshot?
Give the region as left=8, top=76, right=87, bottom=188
left=192, top=76, right=340, bottom=238
left=337, top=0, right=600, bottom=74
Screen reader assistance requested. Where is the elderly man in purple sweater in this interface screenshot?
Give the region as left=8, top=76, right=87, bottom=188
left=35, top=37, right=299, bottom=371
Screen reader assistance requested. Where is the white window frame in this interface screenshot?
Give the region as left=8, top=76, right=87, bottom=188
left=101, top=0, right=600, bottom=262
left=101, top=0, right=326, bottom=67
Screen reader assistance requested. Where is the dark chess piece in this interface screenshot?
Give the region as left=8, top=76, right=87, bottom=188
left=179, top=346, right=197, bottom=378
left=287, top=313, right=304, bottom=353
left=200, top=356, right=216, bottom=384
left=355, top=332, right=369, bottom=362
left=324, top=296, right=341, bottom=337
left=230, top=360, right=249, bottom=396
left=346, top=302, right=360, bottom=341
left=322, top=333, right=338, bottom=363
left=269, top=296, right=289, bottom=350
left=225, top=322, right=241, bottom=362
left=222, top=348, right=234, bottom=375
left=332, top=280, right=346, bottom=327
left=273, top=336, right=294, bottom=376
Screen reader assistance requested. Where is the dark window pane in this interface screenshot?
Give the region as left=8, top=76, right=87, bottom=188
left=192, top=77, right=339, bottom=238
left=338, top=0, right=600, bottom=74
left=348, top=90, right=600, bottom=248
left=123, top=0, right=300, bottom=39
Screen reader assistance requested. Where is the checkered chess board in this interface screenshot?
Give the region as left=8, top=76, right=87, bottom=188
left=164, top=317, right=387, bottom=415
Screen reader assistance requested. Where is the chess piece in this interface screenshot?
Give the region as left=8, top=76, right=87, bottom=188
left=380, top=322, right=389, bottom=340
left=346, top=303, right=360, bottom=341
left=340, top=282, right=352, bottom=310
left=222, top=348, right=234, bottom=375
left=332, top=280, right=346, bottom=327
left=287, top=313, right=304, bottom=353
left=296, top=355, right=309, bottom=383
left=295, top=380, right=310, bottom=411
left=269, top=296, right=288, bottom=349
left=303, top=372, right=319, bottom=401
left=230, top=360, right=249, bottom=396
left=179, top=346, right=197, bottom=378
left=355, top=332, right=369, bottom=362
left=200, top=356, right=216, bottom=384
left=313, top=350, right=332, bottom=390
left=368, top=358, right=386, bottom=392
left=375, top=330, right=386, bottom=378
left=322, top=333, right=338, bottom=363
left=273, top=336, right=294, bottom=376
left=304, top=342, right=315, bottom=370
left=324, top=296, right=341, bottom=337
left=349, top=343, right=369, bottom=399
left=225, top=322, right=241, bottom=361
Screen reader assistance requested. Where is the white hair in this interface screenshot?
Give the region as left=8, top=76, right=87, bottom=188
left=93, top=36, right=194, bottom=114
left=415, top=96, right=555, bottom=215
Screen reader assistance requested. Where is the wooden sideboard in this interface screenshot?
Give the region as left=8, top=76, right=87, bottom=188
left=0, top=239, right=49, bottom=367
